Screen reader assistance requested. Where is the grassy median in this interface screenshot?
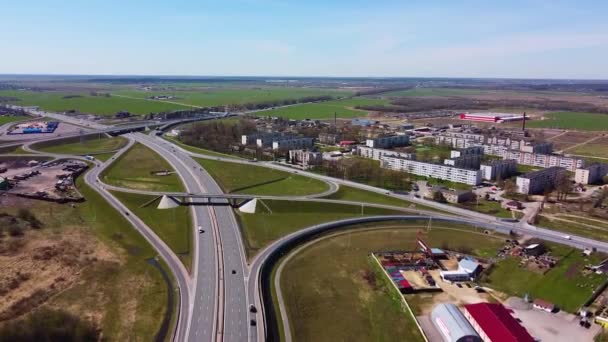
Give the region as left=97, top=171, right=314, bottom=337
left=102, top=143, right=184, bottom=192
left=34, top=135, right=127, bottom=155
left=111, top=191, right=192, bottom=271
left=196, top=158, right=329, bottom=196
left=236, top=200, right=404, bottom=257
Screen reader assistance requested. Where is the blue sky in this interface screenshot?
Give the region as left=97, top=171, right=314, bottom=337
left=1, top=0, right=607, bottom=79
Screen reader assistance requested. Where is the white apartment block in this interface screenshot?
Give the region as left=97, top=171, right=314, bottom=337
left=480, top=159, right=517, bottom=181
left=272, top=137, right=314, bottom=150
left=366, top=134, right=409, bottom=149
left=381, top=155, right=483, bottom=185
left=357, top=146, right=415, bottom=161
left=444, top=155, right=481, bottom=170
left=450, top=146, right=484, bottom=158
left=516, top=166, right=566, bottom=195
left=575, top=163, right=608, bottom=184
left=503, top=150, right=584, bottom=172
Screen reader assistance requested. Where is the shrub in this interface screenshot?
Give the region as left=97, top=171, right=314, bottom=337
left=0, top=308, right=99, bottom=341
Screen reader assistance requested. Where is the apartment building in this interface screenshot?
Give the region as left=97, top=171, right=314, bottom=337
left=357, top=146, right=415, bottom=161
left=444, top=155, right=481, bottom=169
left=318, top=132, right=341, bottom=145
left=575, top=163, right=608, bottom=184
left=366, top=134, right=410, bottom=149
left=381, top=155, right=483, bottom=185
left=504, top=150, right=584, bottom=172
left=450, top=146, right=484, bottom=158
left=516, top=166, right=567, bottom=195
left=288, top=149, right=322, bottom=169
left=272, top=137, right=314, bottom=150
left=480, top=159, right=517, bottom=181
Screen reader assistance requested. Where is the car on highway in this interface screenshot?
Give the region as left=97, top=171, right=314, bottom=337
left=249, top=305, right=257, bottom=313
left=198, top=226, right=204, bottom=233
left=564, top=235, right=572, bottom=240
left=250, top=319, right=256, bottom=326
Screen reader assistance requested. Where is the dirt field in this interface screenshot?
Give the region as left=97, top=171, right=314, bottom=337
left=1, top=159, right=86, bottom=200
left=0, top=210, right=119, bottom=323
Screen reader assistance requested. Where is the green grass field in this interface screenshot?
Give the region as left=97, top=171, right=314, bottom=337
left=102, top=143, right=184, bottom=192
left=278, top=224, right=505, bottom=342
left=526, top=112, right=608, bottom=131
left=196, top=158, right=329, bottom=196
left=484, top=244, right=606, bottom=312
left=252, top=97, right=388, bottom=119
left=0, top=176, right=174, bottom=340
left=114, top=87, right=352, bottom=108
left=111, top=191, right=192, bottom=271
left=33, top=135, right=127, bottom=155
left=456, top=199, right=515, bottom=219
left=0, top=115, right=29, bottom=125
left=570, top=141, right=608, bottom=159
left=0, top=90, right=190, bottom=116
left=236, top=200, right=403, bottom=257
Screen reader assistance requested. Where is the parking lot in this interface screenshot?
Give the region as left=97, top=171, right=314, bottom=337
left=505, top=297, right=600, bottom=341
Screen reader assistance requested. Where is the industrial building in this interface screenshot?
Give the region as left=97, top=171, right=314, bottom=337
left=381, top=155, right=483, bottom=185
left=575, top=163, right=608, bottom=184
left=288, top=149, right=322, bottom=169
left=357, top=146, right=415, bottom=161
left=463, top=303, right=535, bottom=342
left=365, top=134, right=410, bottom=149
left=439, top=258, right=482, bottom=282
left=515, top=166, right=567, bottom=195
left=431, top=303, right=482, bottom=342
left=459, top=112, right=526, bottom=123
left=425, top=186, right=474, bottom=204
left=479, top=159, right=517, bottom=181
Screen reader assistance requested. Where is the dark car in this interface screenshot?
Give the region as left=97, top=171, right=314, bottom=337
left=250, top=319, right=257, bottom=326
left=250, top=305, right=257, bottom=313
left=232, top=270, right=237, bottom=275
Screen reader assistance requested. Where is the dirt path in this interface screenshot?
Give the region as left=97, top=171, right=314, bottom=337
left=555, top=214, right=608, bottom=226
left=559, top=134, right=602, bottom=153
left=542, top=214, right=608, bottom=231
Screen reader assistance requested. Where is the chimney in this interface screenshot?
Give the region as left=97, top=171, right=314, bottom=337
left=522, top=112, right=526, bottom=131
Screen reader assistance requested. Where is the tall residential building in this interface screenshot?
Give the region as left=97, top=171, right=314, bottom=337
left=381, top=155, right=483, bottom=185
left=516, top=166, right=567, bottom=195
left=365, top=134, right=409, bottom=149
left=575, top=163, right=608, bottom=184
left=480, top=159, right=517, bottom=181
left=503, top=151, right=584, bottom=172
left=272, top=137, right=314, bottom=150
left=357, top=146, right=415, bottom=161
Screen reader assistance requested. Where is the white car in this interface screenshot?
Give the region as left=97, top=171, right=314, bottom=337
left=198, top=226, right=204, bottom=233
left=564, top=235, right=572, bottom=240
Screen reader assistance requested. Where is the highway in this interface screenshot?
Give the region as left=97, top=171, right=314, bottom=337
left=131, top=133, right=250, bottom=342
left=10, top=108, right=608, bottom=342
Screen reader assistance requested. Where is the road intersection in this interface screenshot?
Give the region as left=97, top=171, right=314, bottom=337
left=8, top=113, right=608, bottom=342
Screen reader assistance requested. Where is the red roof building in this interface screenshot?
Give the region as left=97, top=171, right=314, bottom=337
left=464, top=303, right=534, bottom=342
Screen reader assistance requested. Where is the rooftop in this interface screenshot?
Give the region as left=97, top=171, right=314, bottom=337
left=465, top=303, right=535, bottom=342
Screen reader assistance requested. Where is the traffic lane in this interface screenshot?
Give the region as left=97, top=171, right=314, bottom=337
left=188, top=205, right=217, bottom=342
left=214, top=206, right=248, bottom=342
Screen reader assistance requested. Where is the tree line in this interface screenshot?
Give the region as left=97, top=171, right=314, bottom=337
left=178, top=119, right=256, bottom=153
